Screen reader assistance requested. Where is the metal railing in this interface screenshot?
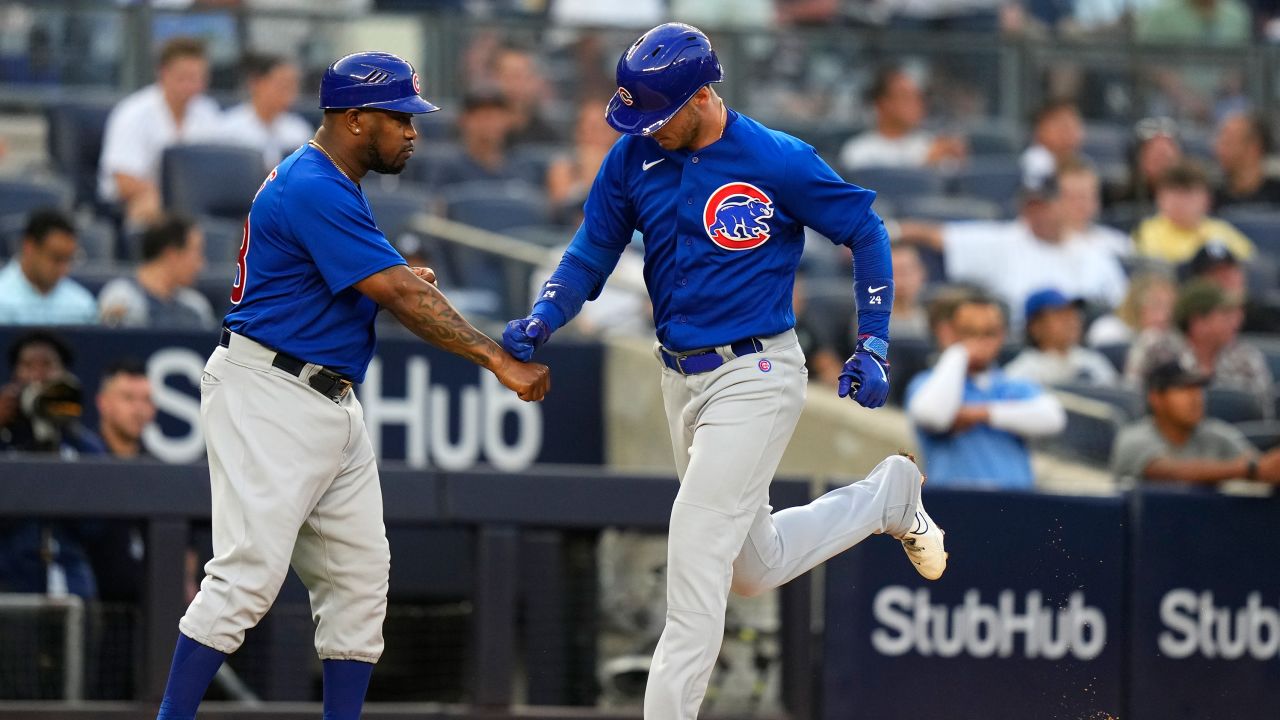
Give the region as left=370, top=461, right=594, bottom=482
left=1, top=1, right=1279, bottom=131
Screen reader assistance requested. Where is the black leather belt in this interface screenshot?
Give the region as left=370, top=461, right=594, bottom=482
left=660, top=338, right=764, bottom=375
left=220, top=327, right=353, bottom=403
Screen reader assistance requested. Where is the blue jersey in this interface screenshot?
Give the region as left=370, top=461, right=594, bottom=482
left=223, top=145, right=405, bottom=382
left=564, top=110, right=888, bottom=352
left=905, top=371, right=1040, bottom=489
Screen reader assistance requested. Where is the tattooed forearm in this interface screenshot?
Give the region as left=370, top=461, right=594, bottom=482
left=393, top=282, right=503, bottom=368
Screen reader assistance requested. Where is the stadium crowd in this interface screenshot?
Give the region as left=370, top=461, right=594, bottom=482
left=2, top=2, right=1280, bottom=616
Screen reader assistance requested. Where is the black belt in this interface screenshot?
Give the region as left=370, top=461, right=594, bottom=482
left=660, top=338, right=763, bottom=375
left=219, top=327, right=353, bottom=403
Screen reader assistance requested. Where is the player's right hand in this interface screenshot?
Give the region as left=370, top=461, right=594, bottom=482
left=502, top=316, right=551, bottom=362
left=494, top=356, right=551, bottom=402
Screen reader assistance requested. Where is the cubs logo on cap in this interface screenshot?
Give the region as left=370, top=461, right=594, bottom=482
left=617, top=87, right=634, bottom=106
left=412, top=72, right=421, bottom=94
left=703, top=182, right=774, bottom=251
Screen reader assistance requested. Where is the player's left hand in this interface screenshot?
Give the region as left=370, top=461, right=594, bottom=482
left=838, top=336, right=891, bottom=409
left=409, top=266, right=437, bottom=285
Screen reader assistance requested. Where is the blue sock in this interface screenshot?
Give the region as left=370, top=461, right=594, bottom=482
left=322, top=659, right=375, bottom=720
left=156, top=633, right=226, bottom=720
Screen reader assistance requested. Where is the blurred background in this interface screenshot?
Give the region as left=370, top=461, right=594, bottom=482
left=0, top=0, right=1278, bottom=718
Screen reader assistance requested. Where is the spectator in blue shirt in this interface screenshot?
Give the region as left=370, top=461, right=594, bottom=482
left=906, top=292, right=1067, bottom=489
left=0, top=210, right=97, bottom=325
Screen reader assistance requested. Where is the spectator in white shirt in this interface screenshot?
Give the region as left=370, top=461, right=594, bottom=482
left=0, top=210, right=97, bottom=325
left=1021, top=99, right=1084, bottom=187
left=217, top=54, right=313, bottom=169
left=1057, top=159, right=1131, bottom=258
left=894, top=175, right=1129, bottom=328
left=1005, top=288, right=1119, bottom=386
left=840, top=66, right=967, bottom=171
left=98, top=37, right=222, bottom=225
left=99, top=215, right=214, bottom=330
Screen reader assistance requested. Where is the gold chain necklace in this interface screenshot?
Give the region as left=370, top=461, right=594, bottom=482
left=718, top=101, right=727, bottom=140
left=308, top=139, right=355, bottom=182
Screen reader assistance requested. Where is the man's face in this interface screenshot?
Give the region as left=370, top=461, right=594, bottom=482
left=169, top=228, right=205, bottom=288
left=361, top=109, right=417, bottom=175
left=461, top=104, right=512, bottom=147
left=1156, top=185, right=1210, bottom=228
left=158, top=56, right=210, bottom=107
left=494, top=50, right=543, bottom=107
left=1029, top=306, right=1082, bottom=352
left=878, top=73, right=925, bottom=130
left=951, top=303, right=1006, bottom=371
left=252, top=62, right=300, bottom=118
left=13, top=343, right=64, bottom=386
left=1039, top=108, right=1084, bottom=156
left=1188, top=306, right=1242, bottom=350
left=1213, top=115, right=1256, bottom=173
left=891, top=245, right=925, bottom=304
left=651, top=90, right=706, bottom=151
left=1150, top=385, right=1205, bottom=430
left=1138, top=135, right=1181, bottom=185
left=1057, top=170, right=1100, bottom=229
left=1203, top=263, right=1247, bottom=298
left=97, top=373, right=156, bottom=443
left=21, top=230, right=77, bottom=293
left=1022, top=196, right=1065, bottom=242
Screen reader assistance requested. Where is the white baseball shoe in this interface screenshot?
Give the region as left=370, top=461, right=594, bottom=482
left=897, top=453, right=947, bottom=581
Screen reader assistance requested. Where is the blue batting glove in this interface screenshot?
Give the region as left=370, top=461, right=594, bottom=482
left=502, top=316, right=551, bottom=362
left=838, top=335, right=891, bottom=409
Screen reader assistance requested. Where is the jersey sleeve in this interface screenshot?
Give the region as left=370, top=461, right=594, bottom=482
left=284, top=177, right=406, bottom=294
left=776, top=143, right=878, bottom=247
left=564, top=138, right=637, bottom=283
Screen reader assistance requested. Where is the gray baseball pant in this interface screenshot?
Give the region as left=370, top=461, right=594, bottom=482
left=644, top=329, right=921, bottom=719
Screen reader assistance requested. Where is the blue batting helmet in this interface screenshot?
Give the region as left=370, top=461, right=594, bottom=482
left=319, top=51, right=439, bottom=114
left=605, top=23, right=723, bottom=136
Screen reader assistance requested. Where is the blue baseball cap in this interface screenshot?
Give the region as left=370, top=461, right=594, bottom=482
left=605, top=23, right=723, bottom=136
left=1024, top=288, right=1084, bottom=321
left=319, top=51, right=439, bottom=114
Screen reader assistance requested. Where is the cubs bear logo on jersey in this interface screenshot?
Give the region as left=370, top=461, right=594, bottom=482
left=703, top=182, right=774, bottom=251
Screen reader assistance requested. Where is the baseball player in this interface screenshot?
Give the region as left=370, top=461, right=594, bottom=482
left=154, top=52, right=549, bottom=720
left=503, top=24, right=947, bottom=719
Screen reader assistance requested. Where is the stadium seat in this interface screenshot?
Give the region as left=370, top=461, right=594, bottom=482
left=508, top=143, right=567, bottom=188
left=963, top=124, right=1021, bottom=156
left=948, top=157, right=1022, bottom=214
left=1051, top=403, right=1125, bottom=467
left=0, top=178, right=73, bottom=218
left=75, top=216, right=118, bottom=263
left=887, top=336, right=937, bottom=407
left=1081, top=123, right=1129, bottom=167
left=1205, top=387, right=1268, bottom=424
left=897, top=194, right=1001, bottom=222
left=45, top=99, right=114, bottom=208
left=440, top=180, right=549, bottom=232
left=364, top=184, right=431, bottom=242
left=438, top=181, right=549, bottom=317
left=847, top=166, right=945, bottom=204
left=199, top=216, right=249, bottom=264
left=1219, top=209, right=1280, bottom=256
left=1054, top=382, right=1145, bottom=421
left=506, top=224, right=572, bottom=249
left=161, top=144, right=267, bottom=220
left=1095, top=343, right=1129, bottom=373
left=1233, top=420, right=1280, bottom=452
